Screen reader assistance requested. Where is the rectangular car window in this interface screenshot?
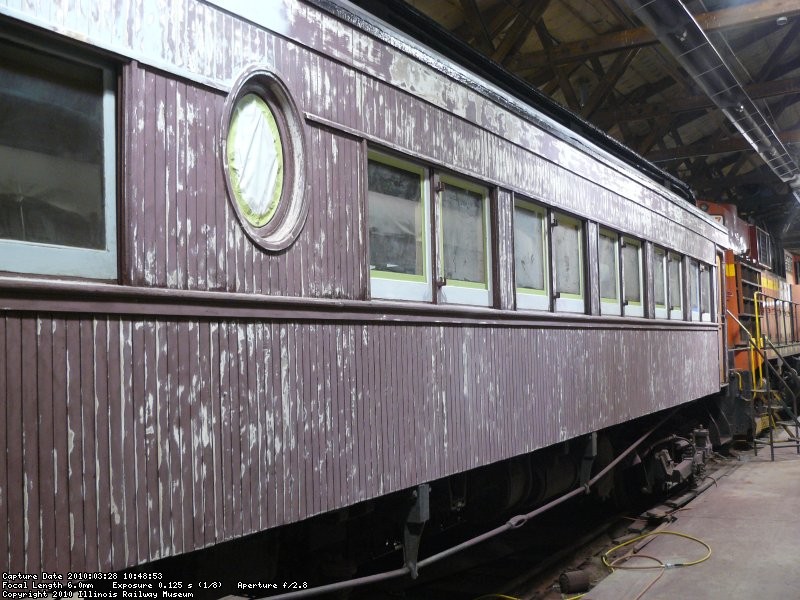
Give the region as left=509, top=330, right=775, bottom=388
left=514, top=202, right=546, bottom=292
left=654, top=247, right=667, bottom=308
left=552, top=213, right=584, bottom=313
left=0, top=37, right=116, bottom=278
left=668, top=253, right=683, bottom=319
left=368, top=159, right=425, bottom=278
left=599, top=230, right=619, bottom=301
left=622, top=240, right=641, bottom=304
left=441, top=183, right=487, bottom=285
left=367, top=153, right=431, bottom=302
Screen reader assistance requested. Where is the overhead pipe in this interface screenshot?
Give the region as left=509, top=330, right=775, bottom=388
left=625, top=0, right=800, bottom=203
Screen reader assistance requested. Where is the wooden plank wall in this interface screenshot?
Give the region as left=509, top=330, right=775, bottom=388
left=123, top=59, right=719, bottom=297
left=0, top=0, right=728, bottom=259
left=123, top=61, right=366, bottom=298
left=0, top=0, right=728, bottom=579
left=1, top=312, right=720, bottom=574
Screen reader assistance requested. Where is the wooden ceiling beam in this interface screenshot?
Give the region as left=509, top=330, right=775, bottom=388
left=492, top=0, right=551, bottom=64
left=458, top=0, right=495, bottom=54
left=535, top=20, right=581, bottom=111
left=593, top=76, right=800, bottom=127
left=755, top=17, right=800, bottom=82
left=637, top=115, right=673, bottom=155
left=507, top=0, right=800, bottom=74
left=454, top=0, right=528, bottom=41
left=539, top=62, right=582, bottom=95
left=596, top=0, right=632, bottom=25
left=580, top=48, right=638, bottom=118
left=690, top=165, right=774, bottom=191
left=486, top=1, right=524, bottom=37
left=646, top=128, right=800, bottom=162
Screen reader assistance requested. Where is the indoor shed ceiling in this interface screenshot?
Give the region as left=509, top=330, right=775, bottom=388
left=383, top=0, right=800, bottom=251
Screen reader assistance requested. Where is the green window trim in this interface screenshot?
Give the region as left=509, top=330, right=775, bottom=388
left=558, top=291, right=584, bottom=300
left=552, top=213, right=585, bottom=301
left=368, top=151, right=429, bottom=285
left=446, top=278, right=489, bottom=290
left=518, top=286, right=548, bottom=296
left=370, top=269, right=427, bottom=284
left=438, top=174, right=491, bottom=288
left=599, top=228, right=620, bottom=304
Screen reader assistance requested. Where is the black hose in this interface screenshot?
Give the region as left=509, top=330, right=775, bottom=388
left=261, top=409, right=676, bottom=599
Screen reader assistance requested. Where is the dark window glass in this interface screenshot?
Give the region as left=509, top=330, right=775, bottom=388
left=654, top=248, right=667, bottom=307
left=622, top=240, right=641, bottom=304
left=700, top=265, right=711, bottom=316
left=668, top=254, right=682, bottom=311
left=0, top=39, right=106, bottom=249
left=599, top=231, right=618, bottom=300
left=514, top=204, right=546, bottom=291
left=442, top=183, right=486, bottom=284
left=368, top=160, right=424, bottom=277
left=553, top=216, right=582, bottom=297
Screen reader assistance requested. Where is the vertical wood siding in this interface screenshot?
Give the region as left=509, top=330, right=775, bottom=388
left=123, top=62, right=716, bottom=297
left=1, top=312, right=720, bottom=573
left=0, top=0, right=728, bottom=580
left=125, top=64, right=365, bottom=298
left=0, top=0, right=727, bottom=260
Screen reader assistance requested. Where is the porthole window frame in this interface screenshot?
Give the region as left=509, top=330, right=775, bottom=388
left=221, top=64, right=307, bottom=252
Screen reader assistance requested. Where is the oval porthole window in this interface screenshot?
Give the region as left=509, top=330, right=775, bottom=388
left=222, top=66, right=307, bottom=251
left=227, top=94, right=284, bottom=227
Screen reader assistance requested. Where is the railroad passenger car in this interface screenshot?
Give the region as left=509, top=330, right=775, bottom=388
left=0, top=0, right=729, bottom=579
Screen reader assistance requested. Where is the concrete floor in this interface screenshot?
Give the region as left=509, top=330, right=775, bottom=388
left=585, top=447, right=800, bottom=600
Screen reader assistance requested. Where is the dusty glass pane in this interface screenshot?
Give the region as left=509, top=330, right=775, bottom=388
left=669, top=255, right=682, bottom=309
left=689, top=260, right=700, bottom=311
left=700, top=266, right=711, bottom=314
left=442, top=184, right=485, bottom=284
left=599, top=232, right=618, bottom=300
left=368, top=160, right=424, bottom=276
left=514, top=205, right=545, bottom=290
left=0, top=40, right=105, bottom=249
left=553, top=217, right=582, bottom=295
left=654, top=249, right=666, bottom=306
left=622, top=242, right=641, bottom=303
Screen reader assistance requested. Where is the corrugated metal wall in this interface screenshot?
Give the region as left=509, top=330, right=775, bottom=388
left=1, top=313, right=719, bottom=574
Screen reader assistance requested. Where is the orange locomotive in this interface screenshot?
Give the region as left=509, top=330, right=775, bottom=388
left=699, top=199, right=800, bottom=437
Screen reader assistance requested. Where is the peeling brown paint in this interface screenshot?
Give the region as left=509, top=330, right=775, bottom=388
left=0, top=0, right=729, bottom=578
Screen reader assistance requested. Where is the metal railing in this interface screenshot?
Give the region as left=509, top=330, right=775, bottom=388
left=727, top=309, right=800, bottom=460
left=754, top=291, right=800, bottom=350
